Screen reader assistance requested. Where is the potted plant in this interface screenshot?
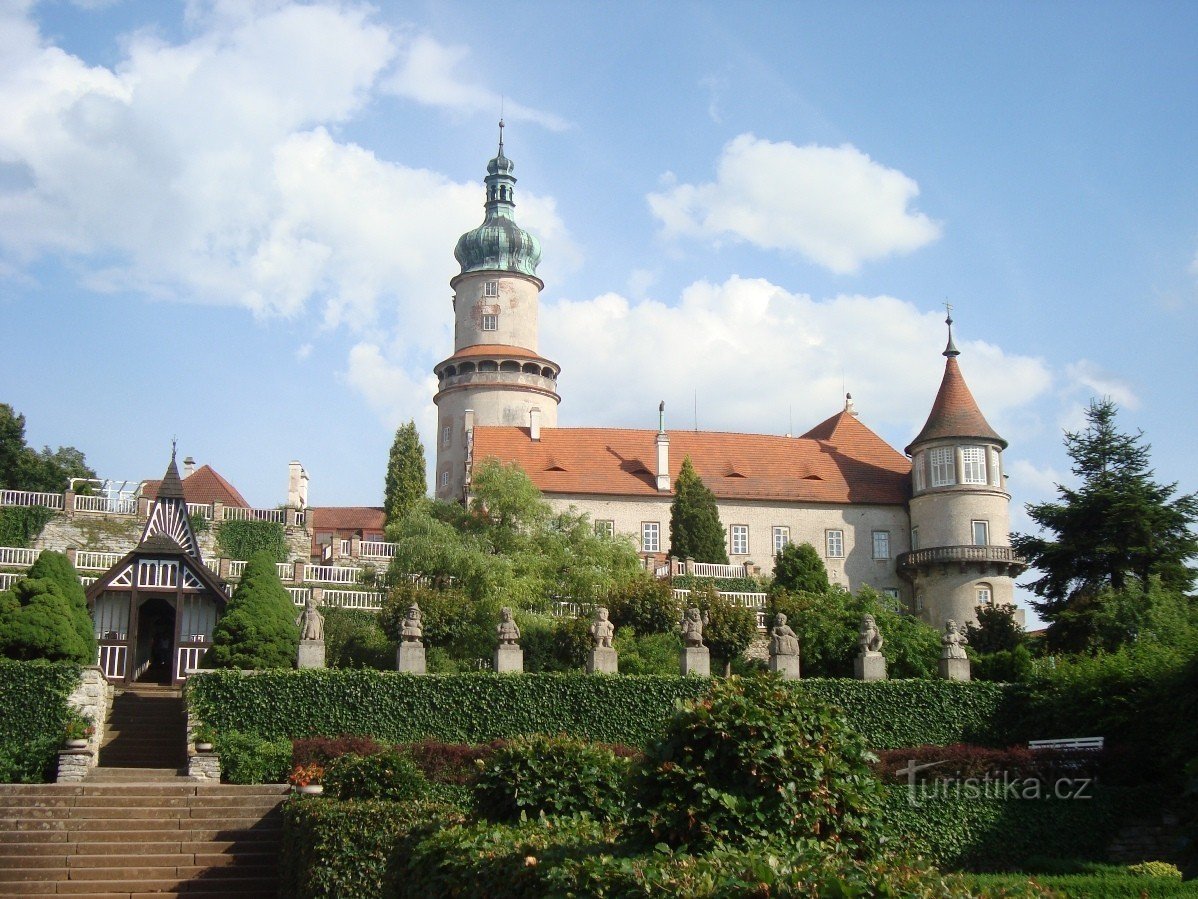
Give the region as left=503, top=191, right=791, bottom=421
left=193, top=724, right=216, bottom=753
left=289, top=763, right=325, bottom=795
left=63, top=712, right=94, bottom=749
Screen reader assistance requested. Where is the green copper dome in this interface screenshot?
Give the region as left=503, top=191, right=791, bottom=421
left=454, top=124, right=542, bottom=278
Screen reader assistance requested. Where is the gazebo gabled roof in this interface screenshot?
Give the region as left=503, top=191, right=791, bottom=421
left=138, top=449, right=204, bottom=559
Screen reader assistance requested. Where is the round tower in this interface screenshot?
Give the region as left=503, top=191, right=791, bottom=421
left=433, top=123, right=561, bottom=501
left=898, top=314, right=1025, bottom=628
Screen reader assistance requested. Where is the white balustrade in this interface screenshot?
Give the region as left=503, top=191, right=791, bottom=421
left=228, top=560, right=247, bottom=578
left=98, top=645, right=127, bottom=680
left=288, top=587, right=311, bottom=606
left=0, top=490, right=64, bottom=510
left=302, top=565, right=360, bottom=585
left=73, top=494, right=137, bottom=515
left=75, top=551, right=123, bottom=571
left=177, top=646, right=209, bottom=677
left=187, top=503, right=214, bottom=520
left=0, top=572, right=22, bottom=590
left=690, top=562, right=746, bottom=579
left=322, top=589, right=385, bottom=611
left=672, top=588, right=768, bottom=630
left=220, top=507, right=286, bottom=523
left=0, top=546, right=39, bottom=567
left=359, top=541, right=396, bottom=559
left=276, top=563, right=293, bottom=580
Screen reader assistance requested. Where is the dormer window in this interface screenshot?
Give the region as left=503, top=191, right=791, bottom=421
left=482, top=313, right=498, bottom=331
left=930, top=447, right=955, bottom=487
left=484, top=281, right=498, bottom=298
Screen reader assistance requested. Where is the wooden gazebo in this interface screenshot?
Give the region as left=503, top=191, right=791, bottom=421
left=85, top=451, right=229, bottom=685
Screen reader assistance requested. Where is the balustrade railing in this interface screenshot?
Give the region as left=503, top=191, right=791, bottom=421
left=287, top=586, right=311, bottom=606
left=187, top=503, right=214, bottom=520
left=0, top=546, right=39, bottom=567
left=73, top=494, right=137, bottom=515
left=897, top=545, right=1024, bottom=569
left=322, top=589, right=385, bottom=611
left=359, top=541, right=396, bottom=559
left=0, top=572, right=22, bottom=590
left=0, top=490, right=64, bottom=510
left=303, top=565, right=360, bottom=585
left=220, top=507, right=287, bottom=523
left=75, top=551, right=123, bottom=571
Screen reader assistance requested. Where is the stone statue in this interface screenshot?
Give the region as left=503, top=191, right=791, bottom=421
left=298, top=596, right=324, bottom=642
left=497, top=607, right=521, bottom=645
left=941, top=619, right=968, bottom=660
left=858, top=614, right=883, bottom=655
left=401, top=603, right=423, bottom=643
left=769, top=614, right=800, bottom=657
left=590, top=607, right=614, bottom=648
left=681, top=607, right=705, bottom=647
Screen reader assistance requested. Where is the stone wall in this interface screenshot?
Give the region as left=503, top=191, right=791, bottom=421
left=35, top=513, right=146, bottom=556
left=57, top=666, right=112, bottom=782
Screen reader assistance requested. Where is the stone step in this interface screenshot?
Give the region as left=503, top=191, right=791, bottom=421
left=0, top=876, right=278, bottom=896
left=1, top=826, right=281, bottom=845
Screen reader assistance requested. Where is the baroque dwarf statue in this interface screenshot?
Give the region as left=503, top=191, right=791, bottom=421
left=590, top=607, right=615, bottom=648
left=681, top=607, right=705, bottom=647
left=858, top=614, right=883, bottom=655
left=497, top=607, right=521, bottom=645
left=769, top=613, right=800, bottom=657
left=941, top=619, right=969, bottom=659
left=298, top=595, right=324, bottom=642
left=401, top=603, right=423, bottom=643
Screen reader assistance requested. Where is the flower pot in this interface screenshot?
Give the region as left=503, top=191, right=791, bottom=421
left=65, top=739, right=88, bottom=749
left=195, top=742, right=214, bottom=752
left=296, top=784, right=324, bottom=795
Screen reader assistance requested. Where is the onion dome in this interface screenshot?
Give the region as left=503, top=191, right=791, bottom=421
left=906, top=312, right=1006, bottom=454
left=454, top=120, right=542, bottom=277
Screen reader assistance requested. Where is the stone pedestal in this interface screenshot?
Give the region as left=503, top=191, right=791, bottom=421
left=769, top=653, right=801, bottom=680
left=396, top=642, right=427, bottom=675
left=587, top=647, right=618, bottom=675
left=297, top=639, right=325, bottom=669
left=681, top=646, right=710, bottom=677
left=854, top=652, right=887, bottom=681
left=56, top=748, right=92, bottom=783
left=494, top=645, right=524, bottom=674
left=188, top=751, right=221, bottom=781
left=939, top=657, right=971, bottom=682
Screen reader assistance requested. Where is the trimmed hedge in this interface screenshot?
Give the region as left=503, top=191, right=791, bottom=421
left=187, top=670, right=1016, bottom=749
left=279, top=798, right=467, bottom=899
left=0, top=659, right=80, bottom=782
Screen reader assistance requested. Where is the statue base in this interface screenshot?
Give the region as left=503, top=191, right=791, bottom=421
left=587, top=647, right=618, bottom=675
left=769, top=653, right=801, bottom=680
left=396, top=642, right=426, bottom=675
left=297, top=640, right=325, bottom=670
left=854, top=652, right=886, bottom=682
left=680, top=646, right=710, bottom=677
left=939, top=657, right=971, bottom=682
left=494, top=644, right=524, bottom=674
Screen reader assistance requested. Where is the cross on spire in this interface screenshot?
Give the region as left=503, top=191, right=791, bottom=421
left=943, top=304, right=960, bottom=358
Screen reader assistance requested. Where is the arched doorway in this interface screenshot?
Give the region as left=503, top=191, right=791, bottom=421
left=135, top=596, right=176, bottom=684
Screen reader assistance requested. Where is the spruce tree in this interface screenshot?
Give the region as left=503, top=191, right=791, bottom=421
left=1012, top=398, right=1197, bottom=651
left=206, top=552, right=299, bottom=669
left=668, top=457, right=728, bottom=563
left=0, top=550, right=95, bottom=663
left=384, top=420, right=427, bottom=526
left=771, top=542, right=830, bottom=594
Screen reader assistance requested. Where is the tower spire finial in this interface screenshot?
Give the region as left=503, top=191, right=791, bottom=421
left=497, top=117, right=505, bottom=156
left=943, top=302, right=960, bottom=358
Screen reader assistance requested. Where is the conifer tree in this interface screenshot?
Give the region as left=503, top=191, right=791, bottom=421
left=668, top=457, right=728, bottom=563
left=1012, top=398, right=1197, bottom=651
left=206, top=552, right=299, bottom=669
left=0, top=550, right=95, bottom=663
left=384, top=420, right=427, bottom=526
left=771, top=542, right=830, bottom=595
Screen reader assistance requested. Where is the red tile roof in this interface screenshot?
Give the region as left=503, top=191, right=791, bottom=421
left=309, top=507, right=386, bottom=531
left=906, top=356, right=1006, bottom=453
left=472, top=410, right=911, bottom=505
left=142, top=464, right=250, bottom=508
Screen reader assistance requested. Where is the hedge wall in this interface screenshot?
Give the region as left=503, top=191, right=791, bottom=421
left=0, top=659, right=80, bottom=782
left=187, top=670, right=1016, bottom=749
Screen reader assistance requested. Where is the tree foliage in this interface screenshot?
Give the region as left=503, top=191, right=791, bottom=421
left=0, top=551, right=95, bottom=664
left=207, top=552, right=299, bottom=669
left=216, top=519, right=288, bottom=561
left=771, top=541, right=830, bottom=594
left=0, top=404, right=95, bottom=493
left=668, top=457, right=727, bottom=563
left=1012, top=399, right=1198, bottom=652
left=965, top=603, right=1026, bottom=654
left=608, top=575, right=682, bottom=635
left=384, top=421, right=427, bottom=526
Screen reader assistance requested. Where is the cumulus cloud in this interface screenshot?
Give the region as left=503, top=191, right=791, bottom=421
left=543, top=276, right=1052, bottom=445
left=383, top=33, right=570, bottom=131
left=648, top=134, right=942, bottom=274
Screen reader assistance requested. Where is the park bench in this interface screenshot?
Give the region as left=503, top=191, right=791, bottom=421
left=1028, top=737, right=1104, bottom=752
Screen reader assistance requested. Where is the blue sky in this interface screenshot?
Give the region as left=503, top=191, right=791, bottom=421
left=3, top=1, right=1197, bottom=620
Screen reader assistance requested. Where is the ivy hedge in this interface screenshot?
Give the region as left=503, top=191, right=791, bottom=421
left=0, top=659, right=80, bottom=782
left=0, top=506, right=55, bottom=549
left=187, top=670, right=1017, bottom=749
left=215, top=519, right=288, bottom=561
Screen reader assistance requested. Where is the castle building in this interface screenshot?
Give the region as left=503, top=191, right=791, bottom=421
left=434, top=135, right=1026, bottom=628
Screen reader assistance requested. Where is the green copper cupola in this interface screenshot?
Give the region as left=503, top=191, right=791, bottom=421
left=454, top=121, right=543, bottom=278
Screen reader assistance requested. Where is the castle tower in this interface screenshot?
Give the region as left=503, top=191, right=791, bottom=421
left=433, top=123, right=561, bottom=501
left=898, top=314, right=1025, bottom=628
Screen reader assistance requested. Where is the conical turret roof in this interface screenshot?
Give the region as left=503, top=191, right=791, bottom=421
left=906, top=322, right=1006, bottom=454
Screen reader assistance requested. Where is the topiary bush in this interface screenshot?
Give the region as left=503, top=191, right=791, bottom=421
left=473, top=734, right=631, bottom=823
left=0, top=551, right=95, bottom=664
left=0, top=658, right=78, bottom=782
left=324, top=749, right=428, bottom=802
left=206, top=551, right=299, bottom=670
left=627, top=676, right=885, bottom=855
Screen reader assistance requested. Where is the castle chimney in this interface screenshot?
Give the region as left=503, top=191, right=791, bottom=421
left=655, top=401, right=670, bottom=492
left=288, top=461, right=309, bottom=508
left=182, top=456, right=196, bottom=478
left=530, top=408, right=542, bottom=441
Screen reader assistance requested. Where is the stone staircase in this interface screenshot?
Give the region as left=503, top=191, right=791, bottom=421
left=0, top=684, right=287, bottom=897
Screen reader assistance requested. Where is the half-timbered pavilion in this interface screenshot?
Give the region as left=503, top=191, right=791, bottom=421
left=86, top=452, right=229, bottom=685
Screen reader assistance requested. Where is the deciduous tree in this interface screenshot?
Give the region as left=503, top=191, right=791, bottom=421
left=771, top=542, right=830, bottom=595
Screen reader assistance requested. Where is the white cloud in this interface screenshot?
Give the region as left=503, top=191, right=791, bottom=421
left=383, top=33, right=570, bottom=132
left=648, top=134, right=942, bottom=274
left=544, top=276, right=1052, bottom=444
left=1064, top=360, right=1139, bottom=410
